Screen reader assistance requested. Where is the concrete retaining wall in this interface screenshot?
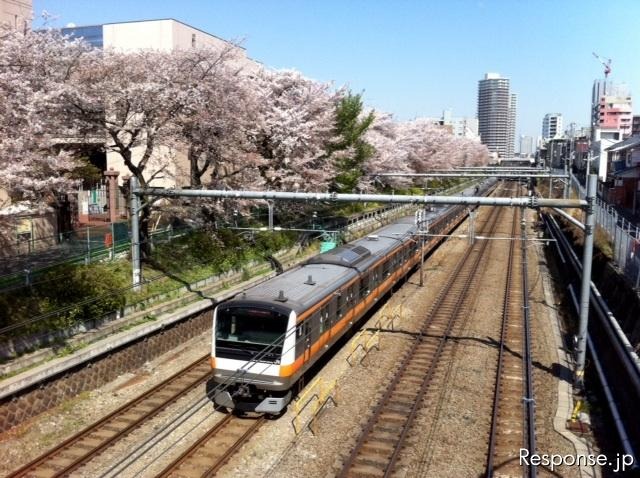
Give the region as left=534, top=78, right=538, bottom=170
left=0, top=310, right=211, bottom=433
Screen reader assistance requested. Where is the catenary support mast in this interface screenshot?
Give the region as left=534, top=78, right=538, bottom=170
left=130, top=176, right=596, bottom=385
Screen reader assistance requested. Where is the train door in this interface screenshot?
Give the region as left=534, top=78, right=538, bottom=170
left=302, top=320, right=312, bottom=364
left=328, top=297, right=338, bottom=331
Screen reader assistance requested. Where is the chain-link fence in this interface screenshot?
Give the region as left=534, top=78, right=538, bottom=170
left=0, top=223, right=192, bottom=291
left=570, top=174, right=640, bottom=289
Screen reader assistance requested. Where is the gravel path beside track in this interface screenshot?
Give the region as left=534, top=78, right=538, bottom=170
left=527, top=210, right=583, bottom=478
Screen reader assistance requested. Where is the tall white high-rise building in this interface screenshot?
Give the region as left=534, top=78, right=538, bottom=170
left=542, top=113, right=563, bottom=140
left=477, top=73, right=517, bottom=159
left=509, top=94, right=517, bottom=158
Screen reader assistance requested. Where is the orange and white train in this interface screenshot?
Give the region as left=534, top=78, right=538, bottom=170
left=210, top=206, right=468, bottom=414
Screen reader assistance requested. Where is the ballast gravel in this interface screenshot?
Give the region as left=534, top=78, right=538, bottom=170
left=0, top=206, right=594, bottom=478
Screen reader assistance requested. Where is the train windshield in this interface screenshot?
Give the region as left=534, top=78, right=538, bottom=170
left=215, top=307, right=289, bottom=362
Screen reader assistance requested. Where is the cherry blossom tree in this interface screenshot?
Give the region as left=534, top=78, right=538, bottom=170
left=251, top=69, right=341, bottom=191
left=62, top=44, right=247, bottom=252
left=0, top=26, right=89, bottom=204
left=360, top=112, right=412, bottom=191
left=178, top=54, right=263, bottom=190
left=362, top=114, right=490, bottom=190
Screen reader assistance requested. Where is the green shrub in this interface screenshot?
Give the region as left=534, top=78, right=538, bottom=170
left=0, top=228, right=301, bottom=341
left=0, top=262, right=127, bottom=337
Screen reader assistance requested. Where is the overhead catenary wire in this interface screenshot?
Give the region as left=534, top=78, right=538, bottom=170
left=102, top=203, right=466, bottom=476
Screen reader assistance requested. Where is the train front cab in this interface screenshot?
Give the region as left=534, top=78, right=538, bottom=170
left=211, top=301, right=298, bottom=414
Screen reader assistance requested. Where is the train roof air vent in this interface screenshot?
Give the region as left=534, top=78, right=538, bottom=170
left=367, top=235, right=379, bottom=241
left=304, top=275, right=316, bottom=285
left=275, top=290, right=288, bottom=302
left=305, top=243, right=372, bottom=268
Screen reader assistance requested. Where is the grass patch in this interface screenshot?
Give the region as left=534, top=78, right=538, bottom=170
left=54, top=341, right=88, bottom=358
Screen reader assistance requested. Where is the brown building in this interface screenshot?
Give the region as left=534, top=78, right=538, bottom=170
left=605, top=135, right=640, bottom=212
left=632, top=115, right=640, bottom=136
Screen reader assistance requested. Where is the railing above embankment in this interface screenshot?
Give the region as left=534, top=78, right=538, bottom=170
left=570, top=173, right=640, bottom=288
left=544, top=211, right=640, bottom=464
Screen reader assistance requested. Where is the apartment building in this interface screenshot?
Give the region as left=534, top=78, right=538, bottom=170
left=477, top=73, right=517, bottom=159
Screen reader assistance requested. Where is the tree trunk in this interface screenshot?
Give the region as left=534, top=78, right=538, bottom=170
left=189, top=145, right=203, bottom=188
left=53, top=194, right=73, bottom=240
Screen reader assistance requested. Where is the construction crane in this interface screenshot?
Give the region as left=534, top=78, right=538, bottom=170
left=592, top=52, right=612, bottom=78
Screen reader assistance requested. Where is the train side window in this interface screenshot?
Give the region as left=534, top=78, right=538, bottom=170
left=383, top=260, right=391, bottom=277
left=336, top=292, right=343, bottom=317
left=320, top=306, right=329, bottom=333
left=360, top=274, right=370, bottom=297
left=296, top=325, right=304, bottom=339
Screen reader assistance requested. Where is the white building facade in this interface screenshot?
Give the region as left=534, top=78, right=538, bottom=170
left=438, top=110, right=480, bottom=140
left=62, top=19, right=261, bottom=188
left=518, top=135, right=534, bottom=157
left=542, top=113, right=563, bottom=140
left=0, top=0, right=31, bottom=31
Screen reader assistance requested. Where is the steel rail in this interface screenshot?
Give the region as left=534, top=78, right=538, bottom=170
left=522, top=206, right=537, bottom=478
left=155, top=415, right=265, bottom=478
left=7, top=355, right=212, bottom=478
left=486, top=198, right=537, bottom=478
left=486, top=206, right=520, bottom=477
left=339, top=191, right=505, bottom=477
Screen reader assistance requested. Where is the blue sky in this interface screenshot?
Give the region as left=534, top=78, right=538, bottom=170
left=34, top=0, right=640, bottom=140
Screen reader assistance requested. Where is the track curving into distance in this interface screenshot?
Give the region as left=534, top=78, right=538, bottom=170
left=339, top=191, right=505, bottom=478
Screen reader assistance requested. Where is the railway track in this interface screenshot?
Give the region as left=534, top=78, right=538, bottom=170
left=156, top=414, right=265, bottom=477
left=8, top=355, right=212, bottom=478
left=339, top=196, right=505, bottom=477
left=485, top=203, right=536, bottom=477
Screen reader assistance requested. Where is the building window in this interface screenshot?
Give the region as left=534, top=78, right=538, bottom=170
left=192, top=33, right=196, bottom=48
